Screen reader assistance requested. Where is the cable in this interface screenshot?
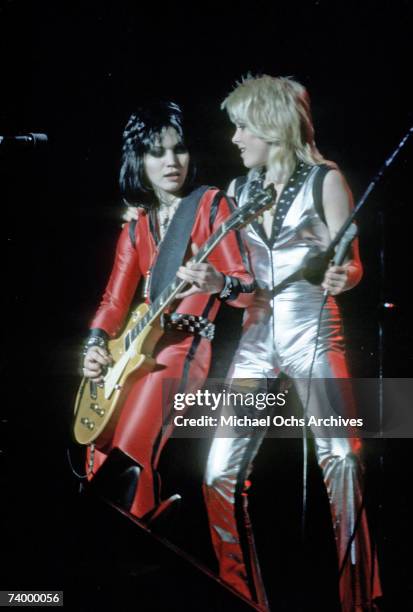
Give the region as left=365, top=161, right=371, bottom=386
left=300, top=292, right=327, bottom=537
left=300, top=285, right=370, bottom=580
left=66, top=443, right=95, bottom=480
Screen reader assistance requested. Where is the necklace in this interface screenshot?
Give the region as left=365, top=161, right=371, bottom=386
left=251, top=177, right=285, bottom=223
left=157, top=194, right=181, bottom=239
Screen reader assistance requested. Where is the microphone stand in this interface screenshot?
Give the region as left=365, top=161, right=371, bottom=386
left=299, top=126, right=412, bottom=569
left=302, top=126, right=413, bottom=285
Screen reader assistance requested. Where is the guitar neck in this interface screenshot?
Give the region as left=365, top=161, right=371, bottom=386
left=127, top=186, right=275, bottom=347
left=129, top=223, right=230, bottom=342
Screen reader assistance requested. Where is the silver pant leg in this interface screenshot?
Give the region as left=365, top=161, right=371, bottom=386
left=292, top=375, right=382, bottom=611
left=203, top=370, right=275, bottom=610
left=204, top=433, right=269, bottom=609
left=204, top=291, right=381, bottom=611
left=285, top=294, right=381, bottom=610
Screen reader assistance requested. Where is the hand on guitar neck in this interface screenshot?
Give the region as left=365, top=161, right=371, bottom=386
left=175, top=243, right=225, bottom=299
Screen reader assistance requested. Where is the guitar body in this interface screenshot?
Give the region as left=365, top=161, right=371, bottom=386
left=73, top=303, right=164, bottom=447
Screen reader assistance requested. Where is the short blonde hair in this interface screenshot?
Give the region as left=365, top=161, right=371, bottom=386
left=222, top=75, right=326, bottom=181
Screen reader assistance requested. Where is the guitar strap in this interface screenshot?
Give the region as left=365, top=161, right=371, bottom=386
left=149, top=185, right=211, bottom=302
left=312, top=163, right=332, bottom=225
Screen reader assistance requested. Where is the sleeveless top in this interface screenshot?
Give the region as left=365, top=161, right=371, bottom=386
left=238, top=164, right=332, bottom=293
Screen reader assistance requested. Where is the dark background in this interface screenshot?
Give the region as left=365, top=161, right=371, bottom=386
left=1, top=1, right=413, bottom=610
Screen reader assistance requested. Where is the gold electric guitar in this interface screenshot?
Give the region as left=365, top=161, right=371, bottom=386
left=73, top=186, right=275, bottom=446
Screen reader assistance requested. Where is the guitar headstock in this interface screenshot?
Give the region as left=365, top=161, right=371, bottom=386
left=186, top=184, right=277, bottom=267
left=234, top=183, right=276, bottom=229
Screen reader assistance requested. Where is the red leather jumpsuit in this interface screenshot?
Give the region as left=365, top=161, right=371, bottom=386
left=86, top=188, right=255, bottom=519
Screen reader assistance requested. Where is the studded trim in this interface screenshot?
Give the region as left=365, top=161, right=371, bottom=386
left=162, top=312, right=215, bottom=340
left=269, top=162, right=312, bottom=244
left=247, top=162, right=313, bottom=248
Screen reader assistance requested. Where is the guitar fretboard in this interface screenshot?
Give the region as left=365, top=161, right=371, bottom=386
left=125, top=187, right=275, bottom=349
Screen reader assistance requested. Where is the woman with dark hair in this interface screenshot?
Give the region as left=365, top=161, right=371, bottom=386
left=82, top=100, right=255, bottom=522
left=119, top=101, right=196, bottom=208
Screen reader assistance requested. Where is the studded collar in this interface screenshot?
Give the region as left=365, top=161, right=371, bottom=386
left=248, top=162, right=313, bottom=248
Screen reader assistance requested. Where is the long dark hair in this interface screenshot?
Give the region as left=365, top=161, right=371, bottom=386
left=119, top=101, right=196, bottom=207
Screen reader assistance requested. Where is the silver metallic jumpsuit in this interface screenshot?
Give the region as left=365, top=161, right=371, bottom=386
left=203, top=165, right=381, bottom=611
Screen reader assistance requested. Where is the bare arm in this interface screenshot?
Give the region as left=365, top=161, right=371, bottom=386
left=321, top=169, right=363, bottom=295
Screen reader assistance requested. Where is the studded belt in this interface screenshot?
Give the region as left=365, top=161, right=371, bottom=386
left=161, top=313, right=215, bottom=340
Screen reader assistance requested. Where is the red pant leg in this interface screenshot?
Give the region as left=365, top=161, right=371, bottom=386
left=88, top=332, right=210, bottom=518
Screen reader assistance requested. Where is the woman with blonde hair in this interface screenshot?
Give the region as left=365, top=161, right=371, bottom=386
left=203, top=75, right=382, bottom=611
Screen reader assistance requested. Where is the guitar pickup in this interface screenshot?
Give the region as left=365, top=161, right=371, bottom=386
left=80, top=417, right=95, bottom=430
left=89, top=403, right=105, bottom=417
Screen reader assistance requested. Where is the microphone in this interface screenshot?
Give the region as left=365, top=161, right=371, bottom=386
left=332, top=223, right=358, bottom=266
left=303, top=223, right=358, bottom=285
left=0, top=133, right=48, bottom=149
